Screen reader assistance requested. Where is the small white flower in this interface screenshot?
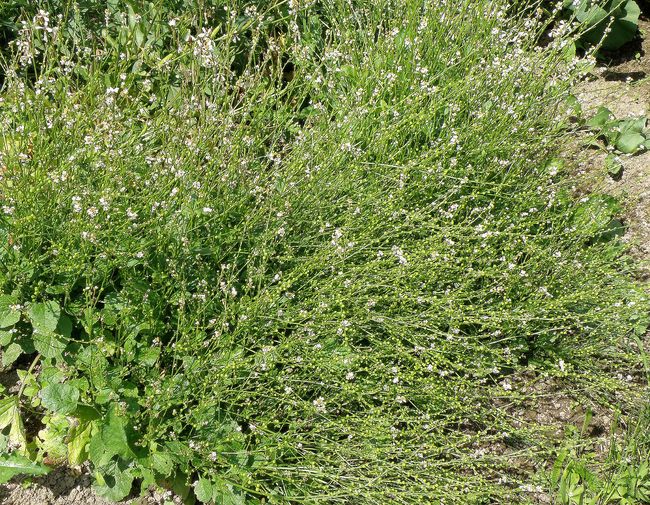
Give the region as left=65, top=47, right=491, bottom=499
left=313, top=396, right=327, bottom=413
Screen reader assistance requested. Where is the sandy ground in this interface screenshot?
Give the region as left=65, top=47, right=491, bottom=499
left=572, top=19, right=650, bottom=270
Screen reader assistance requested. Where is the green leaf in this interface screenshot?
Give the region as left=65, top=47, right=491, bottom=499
left=0, top=295, right=21, bottom=328
left=40, top=383, right=80, bottom=415
left=33, top=332, right=67, bottom=360
left=93, top=461, right=134, bottom=502
left=37, top=414, right=70, bottom=463
left=605, top=154, right=624, bottom=178
left=28, top=301, right=61, bottom=335
left=602, top=1, right=640, bottom=50
left=586, top=106, right=612, bottom=128
left=149, top=450, right=173, bottom=477
left=56, top=315, right=73, bottom=338
left=0, top=454, right=50, bottom=483
left=67, top=420, right=97, bottom=466
left=0, top=396, right=26, bottom=450
left=0, top=330, right=13, bottom=347
left=573, top=194, right=621, bottom=235
left=617, top=116, right=646, bottom=135
left=213, top=477, right=245, bottom=505
left=137, top=346, right=160, bottom=366
left=88, top=404, right=135, bottom=467
left=195, top=478, right=214, bottom=503
left=616, top=132, right=645, bottom=153
left=2, top=343, right=22, bottom=367
left=0, top=397, right=17, bottom=429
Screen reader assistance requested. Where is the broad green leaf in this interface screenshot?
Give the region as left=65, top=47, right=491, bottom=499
left=68, top=420, right=97, bottom=466
left=1, top=343, right=22, bottom=367
left=137, top=346, right=160, bottom=366
left=93, top=462, right=134, bottom=501
left=616, top=132, right=645, bottom=153
left=0, top=397, right=27, bottom=451
left=0, top=330, right=13, bottom=347
left=88, top=404, right=135, bottom=467
left=213, top=477, right=246, bottom=505
left=0, top=397, right=17, bottom=429
left=602, top=1, right=640, bottom=50
left=617, top=117, right=646, bottom=135
left=40, top=383, right=80, bottom=415
left=148, top=450, right=173, bottom=477
left=573, top=194, right=621, bottom=235
left=586, top=106, right=612, bottom=128
left=195, top=478, right=213, bottom=503
left=33, top=332, right=67, bottom=359
left=56, top=315, right=73, bottom=338
left=605, top=154, right=624, bottom=178
left=37, top=414, right=69, bottom=463
left=28, top=301, right=61, bottom=334
left=0, top=454, right=50, bottom=483
left=0, top=295, right=20, bottom=328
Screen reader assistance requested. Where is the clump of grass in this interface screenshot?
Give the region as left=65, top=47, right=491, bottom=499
left=0, top=0, right=647, bottom=503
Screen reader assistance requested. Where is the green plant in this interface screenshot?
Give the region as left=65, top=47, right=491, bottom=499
left=0, top=0, right=647, bottom=503
left=585, top=106, right=650, bottom=154
left=563, top=0, right=641, bottom=51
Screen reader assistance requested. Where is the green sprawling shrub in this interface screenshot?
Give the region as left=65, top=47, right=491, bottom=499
left=0, top=0, right=647, bottom=503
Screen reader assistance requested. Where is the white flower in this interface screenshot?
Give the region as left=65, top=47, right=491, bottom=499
left=313, top=397, right=327, bottom=413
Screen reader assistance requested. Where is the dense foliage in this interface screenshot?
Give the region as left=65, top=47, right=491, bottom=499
left=0, top=1, right=647, bottom=503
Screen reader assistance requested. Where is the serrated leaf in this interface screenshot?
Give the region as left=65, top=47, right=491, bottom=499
left=40, top=383, right=79, bottom=415
left=137, top=346, right=160, bottom=366
left=0, top=454, right=50, bottom=483
left=88, top=404, right=135, bottom=467
left=2, top=343, right=22, bottom=367
left=213, top=477, right=245, bottom=505
left=28, top=301, right=61, bottom=334
left=616, top=132, right=645, bottom=153
left=37, top=414, right=69, bottom=463
left=0, top=295, right=20, bottom=328
left=0, top=397, right=27, bottom=451
left=68, top=420, right=97, bottom=466
left=33, top=332, right=67, bottom=359
left=0, top=330, right=13, bottom=347
left=195, top=478, right=213, bottom=503
left=149, top=451, right=173, bottom=477
left=0, top=397, right=17, bottom=429
left=93, top=461, right=134, bottom=501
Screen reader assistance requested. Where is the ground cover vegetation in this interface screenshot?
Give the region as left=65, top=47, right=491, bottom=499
left=0, top=0, right=649, bottom=503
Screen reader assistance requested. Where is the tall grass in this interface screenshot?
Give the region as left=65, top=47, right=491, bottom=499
left=0, top=0, right=647, bottom=503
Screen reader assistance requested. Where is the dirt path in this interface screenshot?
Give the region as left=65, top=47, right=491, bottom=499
left=573, top=19, right=650, bottom=269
